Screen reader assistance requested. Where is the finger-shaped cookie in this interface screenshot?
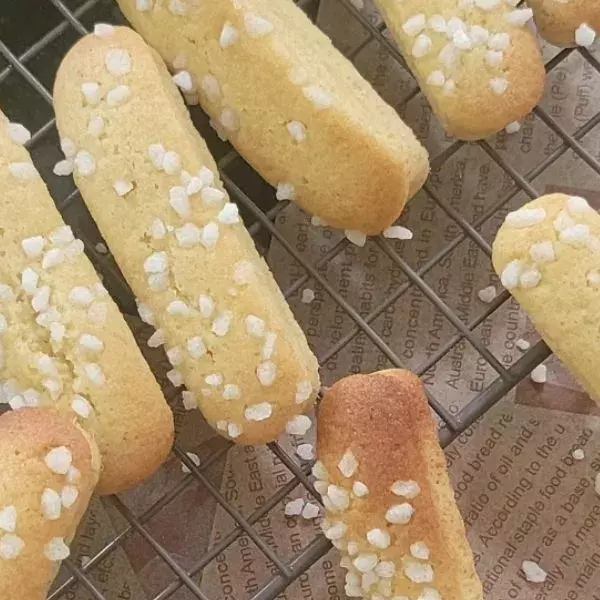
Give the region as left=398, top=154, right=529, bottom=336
left=316, top=370, right=482, bottom=600
left=0, top=110, right=173, bottom=494
left=492, top=193, right=600, bottom=402
left=0, top=407, right=100, bottom=600
left=372, top=0, right=546, bottom=139
left=53, top=26, right=320, bottom=445
left=528, top=0, right=599, bottom=47
left=115, top=0, right=430, bottom=235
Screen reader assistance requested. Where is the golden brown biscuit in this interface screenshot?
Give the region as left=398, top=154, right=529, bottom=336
left=0, top=111, right=174, bottom=494
left=0, top=407, right=100, bottom=600
left=372, top=0, right=546, bottom=140
left=53, top=26, right=320, bottom=445
left=492, top=193, right=600, bottom=402
left=528, top=0, right=599, bottom=47
left=114, top=0, right=430, bottom=235
left=316, top=370, right=482, bottom=600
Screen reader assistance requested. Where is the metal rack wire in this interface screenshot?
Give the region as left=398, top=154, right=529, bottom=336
left=1, top=0, right=598, bottom=598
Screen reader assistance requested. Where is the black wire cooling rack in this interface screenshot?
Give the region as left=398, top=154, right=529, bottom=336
left=2, top=0, right=600, bottom=598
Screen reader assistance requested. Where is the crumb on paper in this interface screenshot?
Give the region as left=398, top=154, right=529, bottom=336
left=477, top=285, right=496, bottom=304
left=301, top=288, right=315, bottom=304
left=522, top=560, right=547, bottom=583
left=95, top=242, right=108, bottom=254
left=516, top=338, right=530, bottom=351
left=505, top=121, right=521, bottom=134
left=530, top=364, right=547, bottom=384
left=572, top=449, right=585, bottom=461
left=301, top=502, right=320, bottom=519
left=383, top=225, right=413, bottom=240
left=181, top=451, right=201, bottom=474
left=284, top=498, right=305, bottom=516
left=345, top=229, right=367, bottom=247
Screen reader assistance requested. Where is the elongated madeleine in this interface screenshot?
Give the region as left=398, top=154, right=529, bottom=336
left=53, top=26, right=319, bottom=445
left=527, top=0, right=599, bottom=47
left=492, top=193, right=600, bottom=402
left=115, top=0, right=429, bottom=235
left=371, top=0, right=546, bottom=140
left=316, top=370, right=482, bottom=600
left=0, top=408, right=100, bottom=600
left=0, top=110, right=173, bottom=494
